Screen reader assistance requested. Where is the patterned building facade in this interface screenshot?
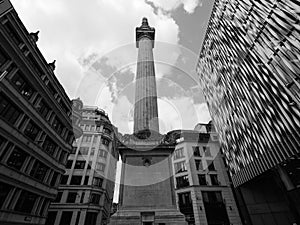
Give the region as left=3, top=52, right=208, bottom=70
left=47, top=106, right=118, bottom=225
left=196, top=0, right=300, bottom=224
left=170, top=123, right=241, bottom=225
left=0, top=1, right=79, bottom=224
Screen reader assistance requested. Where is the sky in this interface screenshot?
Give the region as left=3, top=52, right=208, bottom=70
left=10, top=0, right=214, bottom=202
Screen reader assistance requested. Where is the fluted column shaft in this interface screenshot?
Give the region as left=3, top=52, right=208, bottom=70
left=133, top=36, right=159, bottom=133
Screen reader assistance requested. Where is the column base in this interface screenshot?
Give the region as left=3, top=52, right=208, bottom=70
left=109, top=207, right=187, bottom=225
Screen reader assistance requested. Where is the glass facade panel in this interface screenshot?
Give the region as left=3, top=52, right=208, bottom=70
left=196, top=0, right=300, bottom=186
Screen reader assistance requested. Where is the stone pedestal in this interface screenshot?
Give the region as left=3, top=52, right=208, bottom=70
left=110, top=208, right=186, bottom=225
left=110, top=142, right=186, bottom=225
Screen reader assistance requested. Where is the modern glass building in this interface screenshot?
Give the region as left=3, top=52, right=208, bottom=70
left=196, top=0, right=300, bottom=224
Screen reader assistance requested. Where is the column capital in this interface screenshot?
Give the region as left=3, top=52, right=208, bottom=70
left=136, top=17, right=155, bottom=48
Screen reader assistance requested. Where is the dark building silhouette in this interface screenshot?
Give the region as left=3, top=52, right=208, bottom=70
left=0, top=1, right=81, bottom=224
left=197, top=0, right=300, bottom=224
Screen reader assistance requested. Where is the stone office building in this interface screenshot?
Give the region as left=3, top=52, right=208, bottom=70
left=170, top=122, right=241, bottom=225
left=47, top=106, right=118, bottom=225
left=197, top=0, right=300, bottom=224
left=0, top=0, right=80, bottom=224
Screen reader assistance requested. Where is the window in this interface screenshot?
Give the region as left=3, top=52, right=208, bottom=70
left=198, top=174, right=207, bottom=185
left=27, top=53, right=44, bottom=78
left=98, top=149, right=107, bottom=158
left=17, top=115, right=28, bottom=130
left=66, top=131, right=74, bottom=144
left=178, top=192, right=192, bottom=206
left=46, top=83, right=57, bottom=98
left=93, top=177, right=103, bottom=187
left=202, top=191, right=223, bottom=203
left=80, top=193, right=85, bottom=203
left=74, top=160, right=85, bottom=169
left=6, top=148, right=27, bottom=170
left=70, top=147, right=77, bottom=154
left=93, top=135, right=98, bottom=143
left=59, top=211, right=73, bottom=225
left=39, top=199, right=49, bottom=216
left=14, top=190, right=37, bottom=213
left=90, top=147, right=95, bottom=155
left=52, top=117, right=64, bottom=135
left=84, top=212, right=97, bottom=225
left=82, top=135, right=92, bottom=143
left=0, top=92, right=22, bottom=125
left=87, top=161, right=92, bottom=170
left=210, top=174, right=219, bottom=185
left=103, top=127, right=111, bottom=135
left=203, top=146, right=211, bottom=157
left=195, top=159, right=203, bottom=170
left=75, top=212, right=81, bottom=225
left=11, top=72, right=36, bottom=100
left=35, top=99, right=51, bottom=118
left=193, top=146, right=201, bottom=157
left=174, top=161, right=187, bottom=174
left=59, top=151, right=67, bottom=164
left=85, top=125, right=90, bottom=131
left=101, top=137, right=110, bottom=146
left=70, top=176, right=82, bottom=185
left=96, top=126, right=100, bottom=131
left=66, top=192, right=77, bottom=203
left=54, top=192, right=63, bottom=203
left=207, top=160, right=216, bottom=171
left=79, top=147, right=89, bottom=155
left=60, top=175, right=68, bottom=185
left=96, top=162, right=105, bottom=172
left=50, top=172, right=59, bottom=187
left=0, top=47, right=10, bottom=67
left=174, top=148, right=184, bottom=160
left=3, top=21, right=23, bottom=46
left=45, top=211, right=57, bottom=225
left=30, top=161, right=49, bottom=182
left=58, top=100, right=69, bottom=115
left=91, top=125, right=95, bottom=131
left=24, top=120, right=41, bottom=141
left=0, top=182, right=12, bottom=208
left=90, top=193, right=100, bottom=204
left=43, top=137, right=57, bottom=156
left=66, top=160, right=73, bottom=169
left=84, top=176, right=89, bottom=185
left=176, top=175, right=190, bottom=188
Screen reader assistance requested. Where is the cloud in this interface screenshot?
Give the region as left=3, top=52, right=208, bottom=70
left=158, top=97, right=211, bottom=133
left=10, top=0, right=180, bottom=99
left=146, top=0, right=202, bottom=14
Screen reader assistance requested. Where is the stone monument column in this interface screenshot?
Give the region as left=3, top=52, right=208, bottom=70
left=110, top=18, right=187, bottom=225
left=134, top=17, right=159, bottom=135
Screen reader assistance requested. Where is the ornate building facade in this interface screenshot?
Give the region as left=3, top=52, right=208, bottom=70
left=47, top=106, right=118, bottom=225
left=170, top=122, right=241, bottom=225
left=197, top=0, right=300, bottom=224
left=0, top=1, right=80, bottom=224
